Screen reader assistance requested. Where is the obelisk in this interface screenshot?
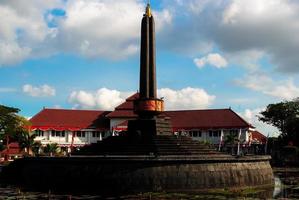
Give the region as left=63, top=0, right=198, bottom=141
left=134, top=3, right=164, bottom=118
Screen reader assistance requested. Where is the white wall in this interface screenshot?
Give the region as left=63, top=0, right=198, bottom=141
left=33, top=129, right=111, bottom=147
left=110, top=118, right=129, bottom=130
left=186, top=128, right=249, bottom=144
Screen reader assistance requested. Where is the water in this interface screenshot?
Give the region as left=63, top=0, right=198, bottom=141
left=0, top=168, right=298, bottom=199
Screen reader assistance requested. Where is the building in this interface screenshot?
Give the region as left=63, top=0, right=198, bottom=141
left=30, top=109, right=110, bottom=150
left=0, top=142, right=23, bottom=161
left=29, top=93, right=263, bottom=151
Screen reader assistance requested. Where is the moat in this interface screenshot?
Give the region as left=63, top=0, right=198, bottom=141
left=0, top=168, right=297, bottom=199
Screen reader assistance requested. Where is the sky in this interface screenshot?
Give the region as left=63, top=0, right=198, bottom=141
left=1, top=0, right=299, bottom=136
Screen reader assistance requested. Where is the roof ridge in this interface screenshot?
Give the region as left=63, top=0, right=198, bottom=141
left=29, top=108, right=46, bottom=122
left=165, top=108, right=231, bottom=112
left=228, top=109, right=253, bottom=128
left=43, top=108, right=109, bottom=112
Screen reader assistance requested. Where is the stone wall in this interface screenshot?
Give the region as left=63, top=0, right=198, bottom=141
left=1, top=156, right=274, bottom=194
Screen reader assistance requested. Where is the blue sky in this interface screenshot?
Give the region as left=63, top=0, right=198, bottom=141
left=1, top=0, right=299, bottom=136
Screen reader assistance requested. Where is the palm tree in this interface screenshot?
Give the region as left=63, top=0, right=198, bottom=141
left=225, top=134, right=238, bottom=155
left=17, top=131, right=37, bottom=156
left=43, top=143, right=59, bottom=157
left=31, top=141, right=42, bottom=156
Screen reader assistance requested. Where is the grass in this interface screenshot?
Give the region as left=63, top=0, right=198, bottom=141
left=119, top=186, right=272, bottom=200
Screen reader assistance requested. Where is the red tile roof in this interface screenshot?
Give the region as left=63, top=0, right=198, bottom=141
left=30, top=108, right=110, bottom=130
left=107, top=93, right=252, bottom=129
left=106, top=93, right=138, bottom=118
left=166, top=109, right=251, bottom=130
left=1, top=143, right=23, bottom=155
left=29, top=93, right=253, bottom=132
left=251, top=130, right=267, bottom=144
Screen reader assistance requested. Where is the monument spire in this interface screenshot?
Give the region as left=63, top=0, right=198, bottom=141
left=145, top=1, right=151, bottom=17
left=135, top=1, right=163, bottom=117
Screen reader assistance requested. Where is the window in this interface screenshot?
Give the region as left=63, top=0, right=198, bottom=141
left=76, top=131, right=86, bottom=138
left=209, top=130, right=221, bottom=137
left=51, top=130, right=65, bottom=137
left=35, top=130, right=44, bottom=137
left=92, top=131, right=103, bottom=138
left=198, top=131, right=202, bottom=137
left=92, top=131, right=101, bottom=137
left=76, top=131, right=81, bottom=137
left=192, top=131, right=197, bottom=137
left=213, top=131, right=219, bottom=137
left=190, top=131, right=202, bottom=138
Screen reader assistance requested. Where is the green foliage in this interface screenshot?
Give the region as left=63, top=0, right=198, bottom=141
left=31, top=141, right=42, bottom=155
left=225, top=134, right=237, bottom=145
left=282, top=146, right=299, bottom=155
left=16, top=131, right=38, bottom=155
left=259, top=99, right=299, bottom=145
left=0, top=143, right=4, bottom=151
left=0, top=104, right=39, bottom=155
left=0, top=104, right=31, bottom=142
left=43, top=143, right=59, bottom=156
left=0, top=105, right=20, bottom=129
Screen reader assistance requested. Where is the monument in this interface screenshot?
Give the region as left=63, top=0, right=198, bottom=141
left=128, top=3, right=172, bottom=137
left=1, top=2, right=274, bottom=196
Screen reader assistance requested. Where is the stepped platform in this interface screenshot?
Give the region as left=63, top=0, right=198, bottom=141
left=76, top=135, right=230, bottom=156
left=1, top=135, right=274, bottom=195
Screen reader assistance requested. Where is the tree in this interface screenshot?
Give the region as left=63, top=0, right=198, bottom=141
left=259, top=99, right=299, bottom=145
left=16, top=131, right=40, bottom=156
left=224, top=134, right=237, bottom=155
left=0, top=105, right=20, bottom=144
left=0, top=105, right=20, bottom=130
left=43, top=143, right=59, bottom=156
left=0, top=105, right=31, bottom=148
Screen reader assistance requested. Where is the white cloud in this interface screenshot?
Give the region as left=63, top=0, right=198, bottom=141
left=68, top=87, right=215, bottom=111
left=68, top=88, right=133, bottom=110
left=22, top=84, right=56, bottom=97
left=216, top=0, right=299, bottom=73
left=235, top=72, right=299, bottom=100
left=69, top=91, right=96, bottom=108
left=194, top=53, right=228, bottom=69
left=0, top=0, right=172, bottom=65
left=57, top=0, right=172, bottom=59
left=161, top=0, right=299, bottom=73
left=240, top=108, right=280, bottom=137
left=158, top=87, right=215, bottom=110
left=0, top=42, right=31, bottom=65
left=0, top=0, right=63, bottom=65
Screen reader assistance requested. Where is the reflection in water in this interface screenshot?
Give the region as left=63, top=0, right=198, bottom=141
left=0, top=184, right=274, bottom=200
left=272, top=168, right=299, bottom=199
left=2, top=170, right=299, bottom=199
left=273, top=177, right=282, bottom=198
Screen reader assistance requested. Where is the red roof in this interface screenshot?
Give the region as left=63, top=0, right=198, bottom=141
left=1, top=143, right=22, bottom=155
left=251, top=130, right=267, bottom=144
left=107, top=93, right=251, bottom=129
left=30, top=108, right=110, bottom=131
left=110, top=109, right=251, bottom=131
left=106, top=93, right=138, bottom=118
left=29, top=94, right=252, bottom=132
left=166, top=109, right=251, bottom=130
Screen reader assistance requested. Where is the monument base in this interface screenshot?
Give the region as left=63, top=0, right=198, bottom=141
left=128, top=115, right=172, bottom=137
left=1, top=155, right=274, bottom=197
